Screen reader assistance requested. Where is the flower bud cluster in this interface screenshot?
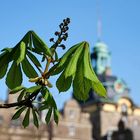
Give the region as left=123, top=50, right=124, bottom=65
left=49, top=18, right=70, bottom=50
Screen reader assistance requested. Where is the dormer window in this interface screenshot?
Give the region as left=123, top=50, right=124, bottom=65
left=69, top=110, right=75, bottom=119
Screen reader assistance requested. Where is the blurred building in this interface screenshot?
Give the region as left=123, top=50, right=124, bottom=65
left=81, top=41, right=140, bottom=140
left=0, top=41, right=140, bottom=140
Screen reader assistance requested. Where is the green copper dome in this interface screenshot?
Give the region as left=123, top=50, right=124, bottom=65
left=94, top=41, right=109, bottom=53
left=92, top=41, right=111, bottom=74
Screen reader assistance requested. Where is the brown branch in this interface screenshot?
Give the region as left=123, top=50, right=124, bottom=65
left=0, top=89, right=40, bottom=109
left=0, top=100, right=27, bottom=108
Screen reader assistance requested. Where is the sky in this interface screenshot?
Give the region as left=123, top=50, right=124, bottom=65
left=0, top=0, right=140, bottom=109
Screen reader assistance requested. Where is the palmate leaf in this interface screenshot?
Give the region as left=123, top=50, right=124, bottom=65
left=50, top=43, right=81, bottom=75
left=6, top=62, right=22, bottom=89
left=55, top=41, right=106, bottom=101
left=53, top=109, right=60, bottom=125
left=64, top=45, right=84, bottom=78
left=17, top=89, right=26, bottom=102
left=10, top=85, right=25, bottom=94
left=16, top=42, right=26, bottom=65
left=83, top=42, right=106, bottom=97
left=0, top=30, right=52, bottom=89
left=22, top=108, right=30, bottom=128
left=22, top=57, right=38, bottom=78
left=27, top=51, right=42, bottom=67
left=45, top=108, right=52, bottom=124
left=0, top=64, right=8, bottom=79
left=12, top=106, right=26, bottom=120
left=26, top=85, right=42, bottom=93
left=73, top=58, right=91, bottom=100
left=31, top=31, right=52, bottom=57
left=0, top=51, right=11, bottom=79
left=56, top=70, right=72, bottom=92
left=32, top=108, right=39, bottom=128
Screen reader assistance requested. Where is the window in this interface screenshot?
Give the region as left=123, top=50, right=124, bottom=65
left=133, top=119, right=139, bottom=127
left=69, top=110, right=75, bottom=119
left=0, top=116, right=3, bottom=124
left=68, top=125, right=75, bottom=136
left=121, top=104, right=127, bottom=113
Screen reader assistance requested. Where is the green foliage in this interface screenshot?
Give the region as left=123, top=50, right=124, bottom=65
left=32, top=108, right=39, bottom=128
left=12, top=106, right=26, bottom=120
left=22, top=108, right=30, bottom=128
left=6, top=62, right=22, bottom=89
left=0, top=31, right=52, bottom=89
left=0, top=18, right=106, bottom=128
left=54, top=42, right=106, bottom=100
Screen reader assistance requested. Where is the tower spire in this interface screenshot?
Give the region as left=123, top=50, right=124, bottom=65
left=97, top=0, right=102, bottom=41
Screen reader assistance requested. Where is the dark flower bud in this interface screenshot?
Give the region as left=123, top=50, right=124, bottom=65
left=63, top=19, right=66, bottom=23
left=65, top=26, right=69, bottom=31
left=49, top=38, right=54, bottom=42
left=65, top=33, right=68, bottom=37
left=60, top=44, right=66, bottom=50
left=59, top=23, right=63, bottom=29
left=55, top=31, right=60, bottom=36
left=66, top=18, right=70, bottom=23
left=62, top=28, right=66, bottom=33
left=63, top=35, right=67, bottom=41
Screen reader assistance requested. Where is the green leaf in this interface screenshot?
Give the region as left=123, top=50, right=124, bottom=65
left=92, top=82, right=106, bottom=97
left=57, top=43, right=81, bottom=67
left=72, top=41, right=106, bottom=100
left=0, top=52, right=11, bottom=79
left=41, top=88, right=49, bottom=100
left=83, top=42, right=99, bottom=82
left=22, top=57, right=38, bottom=78
left=0, top=63, right=8, bottom=79
left=32, top=109, right=39, bottom=128
left=54, top=51, right=58, bottom=61
left=45, top=108, right=52, bottom=124
left=23, top=31, right=32, bottom=50
left=10, top=86, right=25, bottom=94
left=53, top=109, right=60, bottom=125
left=51, top=43, right=81, bottom=76
left=31, top=31, right=52, bottom=57
left=17, top=89, right=26, bottom=102
left=83, top=42, right=106, bottom=97
left=16, top=41, right=26, bottom=65
left=39, top=104, right=49, bottom=111
left=56, top=70, right=72, bottom=92
left=12, top=106, right=26, bottom=120
left=48, top=93, right=57, bottom=109
left=26, top=85, right=42, bottom=93
left=73, top=57, right=91, bottom=101
left=6, top=63, right=22, bottom=89
left=1, top=47, right=12, bottom=53
left=22, top=108, right=30, bottom=128
left=64, top=43, right=84, bottom=78
left=27, top=51, right=41, bottom=67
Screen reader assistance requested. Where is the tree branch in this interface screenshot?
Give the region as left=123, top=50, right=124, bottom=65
left=0, top=100, right=26, bottom=108
left=0, top=90, right=40, bottom=109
